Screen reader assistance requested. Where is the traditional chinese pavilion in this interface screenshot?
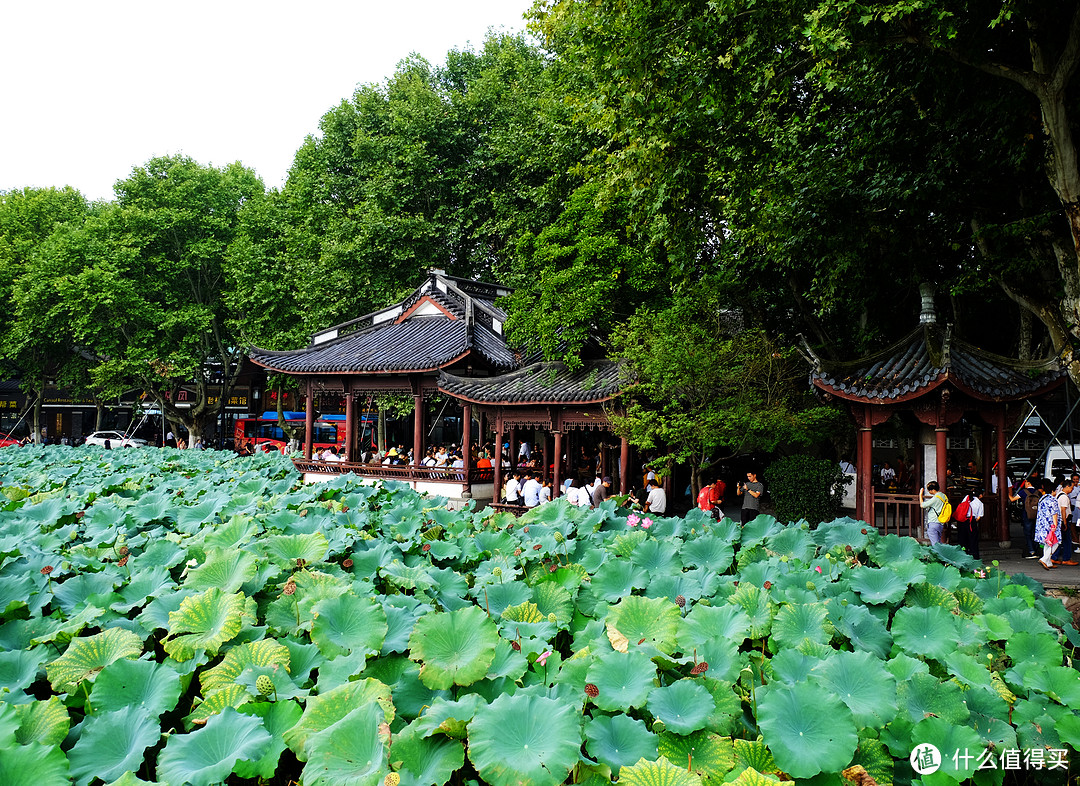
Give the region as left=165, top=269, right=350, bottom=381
left=248, top=271, right=630, bottom=502
left=807, top=302, right=1065, bottom=543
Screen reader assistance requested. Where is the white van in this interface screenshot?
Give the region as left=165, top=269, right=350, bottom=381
left=1043, top=445, right=1080, bottom=480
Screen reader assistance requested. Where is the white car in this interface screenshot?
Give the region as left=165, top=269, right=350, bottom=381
left=83, top=431, right=148, bottom=448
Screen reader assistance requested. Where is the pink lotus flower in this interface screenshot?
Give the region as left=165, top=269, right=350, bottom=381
left=537, top=650, right=553, bottom=667
left=627, top=514, right=640, bottom=527
left=641, top=518, right=652, bottom=529
left=815, top=566, right=822, bottom=574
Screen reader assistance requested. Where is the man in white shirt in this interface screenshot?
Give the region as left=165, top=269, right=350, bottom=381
left=962, top=488, right=985, bottom=559
left=504, top=470, right=523, bottom=506
left=643, top=479, right=667, bottom=515
left=521, top=472, right=541, bottom=507
left=1054, top=476, right=1078, bottom=565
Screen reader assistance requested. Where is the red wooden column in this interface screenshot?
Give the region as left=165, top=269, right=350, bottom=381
left=412, top=381, right=423, bottom=466
left=935, top=427, right=948, bottom=491
left=619, top=436, right=631, bottom=495
left=542, top=433, right=550, bottom=484
left=553, top=431, right=563, bottom=498
left=994, top=411, right=1010, bottom=543
left=493, top=413, right=504, bottom=501
left=344, top=388, right=354, bottom=462
left=462, top=404, right=472, bottom=484
left=856, top=405, right=873, bottom=523
left=303, top=380, right=315, bottom=460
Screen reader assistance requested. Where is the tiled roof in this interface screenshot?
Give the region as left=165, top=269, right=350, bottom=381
left=438, top=360, right=624, bottom=405
left=248, top=272, right=516, bottom=375
left=810, top=325, right=1065, bottom=402
left=250, top=317, right=514, bottom=374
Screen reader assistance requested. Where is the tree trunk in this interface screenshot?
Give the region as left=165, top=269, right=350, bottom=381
left=377, top=405, right=387, bottom=455
left=95, top=401, right=104, bottom=431
left=31, top=379, right=44, bottom=444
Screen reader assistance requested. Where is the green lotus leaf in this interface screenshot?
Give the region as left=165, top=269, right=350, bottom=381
left=381, top=559, right=439, bottom=592
left=531, top=582, right=574, bottom=625
left=46, top=627, right=144, bottom=693
left=0, top=741, right=70, bottom=786
left=1002, top=606, right=1055, bottom=636
left=890, top=606, right=958, bottom=661
left=770, top=602, right=831, bottom=651
left=765, top=527, right=816, bottom=563
left=611, top=529, right=649, bottom=556
left=263, top=531, right=329, bottom=567
left=188, top=682, right=253, bottom=723
left=591, top=559, right=650, bottom=602
left=832, top=603, right=892, bottom=659
left=910, top=716, right=985, bottom=784
left=90, top=657, right=184, bottom=717
left=472, top=580, right=531, bottom=617
left=234, top=700, right=306, bottom=781
left=896, top=671, right=970, bottom=725
left=200, top=513, right=258, bottom=550
left=103, top=773, right=164, bottom=786
left=814, top=650, right=897, bottom=727
left=648, top=679, right=714, bottom=734
left=846, top=567, right=909, bottom=605
left=757, top=681, right=859, bottom=779
left=1023, top=665, right=1080, bottom=705
left=112, top=565, right=176, bottom=613
left=606, top=596, right=680, bottom=654
left=770, top=648, right=823, bottom=685
left=584, top=714, right=658, bottom=773
left=284, top=677, right=395, bottom=758
left=679, top=535, right=734, bottom=572
left=813, top=520, right=869, bottom=552
left=0, top=647, right=50, bottom=693
left=201, top=638, right=291, bottom=696
left=51, top=571, right=118, bottom=613
left=679, top=604, right=751, bottom=656
left=658, top=730, right=735, bottom=784
left=868, top=533, right=921, bottom=565
left=630, top=539, right=682, bottom=573
left=585, top=649, right=657, bottom=711
left=164, top=587, right=256, bottom=661
left=68, top=708, right=160, bottom=786
left=1005, top=632, right=1062, bottom=668
left=310, top=592, right=389, bottom=658
left=618, top=756, right=703, bottom=786
left=183, top=548, right=258, bottom=593
left=468, top=693, right=582, bottom=786
left=13, top=697, right=69, bottom=746
left=157, top=706, right=272, bottom=786
left=390, top=722, right=466, bottom=786
left=409, top=606, right=499, bottom=690
left=410, top=694, right=486, bottom=738
left=728, top=584, right=774, bottom=639
left=1057, top=712, right=1080, bottom=750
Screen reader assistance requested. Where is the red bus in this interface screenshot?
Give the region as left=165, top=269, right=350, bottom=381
left=234, top=412, right=351, bottom=455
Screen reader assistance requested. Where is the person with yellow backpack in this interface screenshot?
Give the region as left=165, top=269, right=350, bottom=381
left=918, top=480, right=951, bottom=545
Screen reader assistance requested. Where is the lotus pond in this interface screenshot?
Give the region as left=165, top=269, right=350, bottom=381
left=0, top=446, right=1078, bottom=786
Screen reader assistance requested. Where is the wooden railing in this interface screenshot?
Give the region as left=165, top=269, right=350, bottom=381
left=292, top=459, right=494, bottom=485
left=872, top=493, right=925, bottom=541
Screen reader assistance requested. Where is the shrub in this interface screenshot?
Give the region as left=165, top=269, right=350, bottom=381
left=764, top=454, right=849, bottom=525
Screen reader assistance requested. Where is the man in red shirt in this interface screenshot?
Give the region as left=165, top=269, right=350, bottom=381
left=697, top=477, right=726, bottom=519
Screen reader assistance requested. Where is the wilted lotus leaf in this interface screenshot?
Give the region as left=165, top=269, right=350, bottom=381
left=658, top=730, right=735, bottom=784
left=46, top=627, right=144, bottom=693
left=409, top=606, right=498, bottom=690
left=13, top=697, right=69, bottom=746
left=201, top=638, right=291, bottom=696
left=501, top=601, right=544, bottom=624
left=188, top=683, right=253, bottom=723
left=618, top=756, right=703, bottom=786
left=164, top=587, right=257, bottom=661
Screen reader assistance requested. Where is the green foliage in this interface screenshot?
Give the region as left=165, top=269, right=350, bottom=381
left=0, top=446, right=1076, bottom=785
left=764, top=454, right=849, bottom=525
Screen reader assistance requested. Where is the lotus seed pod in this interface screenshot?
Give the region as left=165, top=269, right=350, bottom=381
left=584, top=683, right=599, bottom=698
left=385, top=774, right=401, bottom=786
left=492, top=567, right=503, bottom=577
left=547, top=613, right=557, bottom=623
left=553, top=531, right=565, bottom=543
left=256, top=674, right=275, bottom=696
left=674, top=595, right=686, bottom=608
left=282, top=580, right=297, bottom=596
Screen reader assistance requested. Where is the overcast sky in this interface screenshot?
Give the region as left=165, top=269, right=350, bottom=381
left=1, top=0, right=535, bottom=202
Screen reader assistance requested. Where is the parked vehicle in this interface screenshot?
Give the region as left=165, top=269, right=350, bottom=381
left=0, top=432, right=21, bottom=448
left=1041, top=444, right=1080, bottom=480
left=233, top=412, right=369, bottom=455
left=83, top=431, right=147, bottom=448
